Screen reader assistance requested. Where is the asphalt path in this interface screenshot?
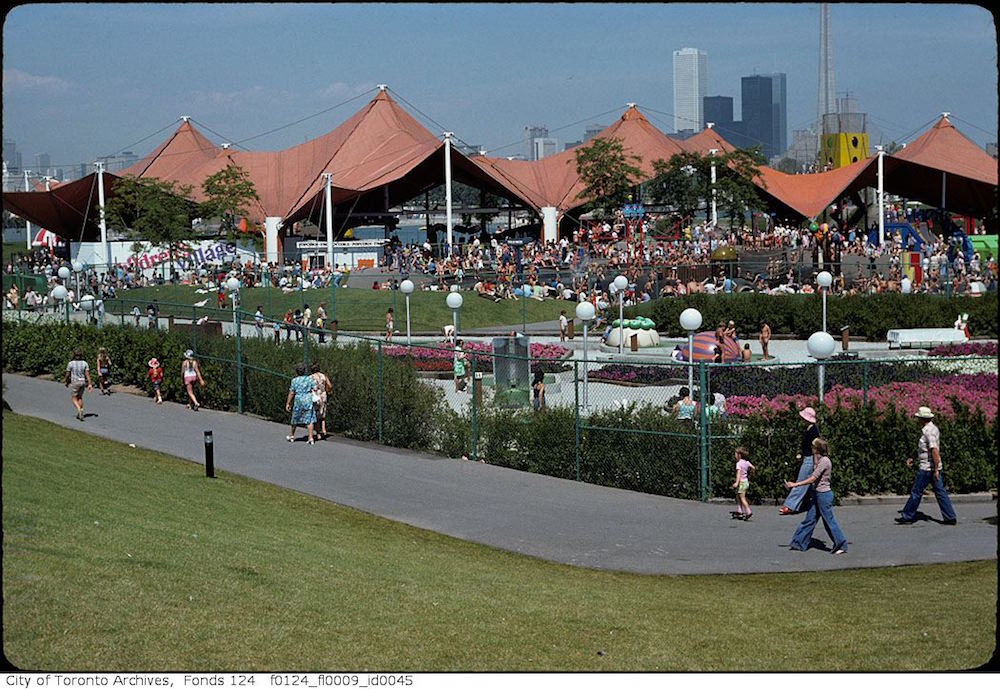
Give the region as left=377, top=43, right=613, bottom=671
left=4, top=373, right=996, bottom=575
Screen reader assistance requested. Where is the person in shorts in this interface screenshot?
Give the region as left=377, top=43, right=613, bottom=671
left=731, top=446, right=756, bottom=520
left=64, top=349, right=93, bottom=421
left=95, top=347, right=112, bottom=395
left=148, top=357, right=164, bottom=405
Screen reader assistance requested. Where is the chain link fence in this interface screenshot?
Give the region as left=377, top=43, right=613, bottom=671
left=3, top=297, right=996, bottom=502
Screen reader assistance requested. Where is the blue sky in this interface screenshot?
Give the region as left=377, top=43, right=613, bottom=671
left=3, top=3, right=997, bottom=171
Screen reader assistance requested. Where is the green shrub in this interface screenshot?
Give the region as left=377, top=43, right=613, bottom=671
left=628, top=292, right=998, bottom=340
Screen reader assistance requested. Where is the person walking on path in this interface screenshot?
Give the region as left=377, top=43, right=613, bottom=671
left=785, top=437, right=848, bottom=555
left=731, top=446, right=756, bottom=520
left=64, top=349, right=93, bottom=421
left=95, top=347, right=112, bottom=396
left=896, top=406, right=957, bottom=525
left=779, top=406, right=820, bottom=515
left=559, top=310, right=568, bottom=341
left=315, top=303, right=327, bottom=344
left=181, top=349, right=204, bottom=411
left=310, top=361, right=332, bottom=439
left=385, top=308, right=394, bottom=343
left=146, top=300, right=159, bottom=330
left=758, top=321, right=771, bottom=360
left=285, top=363, right=317, bottom=444
left=147, top=357, right=164, bottom=405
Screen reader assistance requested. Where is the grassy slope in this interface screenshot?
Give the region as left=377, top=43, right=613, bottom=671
left=2, top=413, right=995, bottom=671
left=98, top=285, right=570, bottom=332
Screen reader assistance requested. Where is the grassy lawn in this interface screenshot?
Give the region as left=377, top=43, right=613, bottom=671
left=99, top=284, right=570, bottom=332
left=2, top=412, right=996, bottom=671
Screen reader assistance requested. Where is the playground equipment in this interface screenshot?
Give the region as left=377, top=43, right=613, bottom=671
left=680, top=332, right=740, bottom=362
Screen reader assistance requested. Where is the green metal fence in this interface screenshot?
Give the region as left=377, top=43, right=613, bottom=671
left=3, top=297, right=996, bottom=501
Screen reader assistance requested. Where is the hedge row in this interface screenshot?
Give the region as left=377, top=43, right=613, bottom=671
left=3, top=321, right=995, bottom=500
left=626, top=292, right=998, bottom=340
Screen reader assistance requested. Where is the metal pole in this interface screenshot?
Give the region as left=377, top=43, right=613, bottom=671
left=582, top=322, right=589, bottom=409
left=574, top=359, right=581, bottom=481
left=377, top=341, right=383, bottom=444
left=818, top=361, right=825, bottom=405
left=618, top=290, right=624, bottom=355
left=95, top=162, right=110, bottom=268
left=405, top=293, right=411, bottom=346
left=323, top=172, right=334, bottom=269
left=687, top=330, right=695, bottom=394
left=203, top=430, right=215, bottom=478
left=822, top=287, right=827, bottom=333
left=698, top=362, right=708, bottom=501
left=234, top=301, right=243, bottom=414
left=876, top=147, right=885, bottom=246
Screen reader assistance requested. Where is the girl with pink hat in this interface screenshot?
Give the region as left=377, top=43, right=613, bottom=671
left=778, top=406, right=820, bottom=515
left=147, top=357, right=163, bottom=405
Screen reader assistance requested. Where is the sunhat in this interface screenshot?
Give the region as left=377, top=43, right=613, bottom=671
left=147, top=358, right=160, bottom=368
left=914, top=406, right=935, bottom=419
left=184, top=349, right=194, bottom=358
left=799, top=407, right=817, bottom=424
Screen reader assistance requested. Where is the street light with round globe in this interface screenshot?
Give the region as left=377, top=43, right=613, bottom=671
left=613, top=275, right=628, bottom=354
left=400, top=279, right=415, bottom=345
left=679, top=307, right=703, bottom=394
left=51, top=284, right=68, bottom=302
left=446, top=290, right=463, bottom=343
left=58, top=266, right=71, bottom=281
left=807, top=330, right=836, bottom=405
left=575, top=300, right=596, bottom=409
left=817, top=270, right=833, bottom=333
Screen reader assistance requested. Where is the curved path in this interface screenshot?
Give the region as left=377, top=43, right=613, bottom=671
left=4, top=374, right=995, bottom=575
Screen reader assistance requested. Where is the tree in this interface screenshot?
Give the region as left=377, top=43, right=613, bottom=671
left=647, top=151, right=709, bottom=228
left=715, top=147, right=767, bottom=231
left=104, top=175, right=197, bottom=263
left=199, top=163, right=261, bottom=240
left=573, top=137, right=643, bottom=217
left=774, top=157, right=799, bottom=174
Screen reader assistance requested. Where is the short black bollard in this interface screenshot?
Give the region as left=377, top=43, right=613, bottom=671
left=204, top=430, right=215, bottom=478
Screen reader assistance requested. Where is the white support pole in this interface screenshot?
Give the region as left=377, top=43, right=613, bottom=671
left=23, top=170, right=33, bottom=249
left=709, top=149, right=719, bottom=227
left=443, top=132, right=453, bottom=254
left=265, top=217, right=281, bottom=264
left=941, top=171, right=947, bottom=210
left=95, top=162, right=110, bottom=269
left=876, top=147, right=885, bottom=246
left=323, top=173, right=334, bottom=269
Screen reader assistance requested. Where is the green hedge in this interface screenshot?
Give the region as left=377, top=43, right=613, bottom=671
left=3, top=321, right=995, bottom=501
left=627, top=292, right=998, bottom=340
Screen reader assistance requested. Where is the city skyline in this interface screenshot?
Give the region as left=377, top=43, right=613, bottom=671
left=3, top=3, right=997, bottom=174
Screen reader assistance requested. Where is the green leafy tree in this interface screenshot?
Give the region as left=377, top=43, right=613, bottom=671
left=573, top=137, right=643, bottom=218
left=648, top=151, right=707, bottom=228
left=715, top=147, right=767, bottom=230
left=199, top=163, right=261, bottom=240
left=774, top=157, right=799, bottom=174
left=104, top=175, right=197, bottom=263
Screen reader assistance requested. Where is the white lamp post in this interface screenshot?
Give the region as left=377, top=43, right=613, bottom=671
left=400, top=279, right=414, bottom=345
left=817, top=270, right=833, bottom=333
left=227, top=276, right=241, bottom=335
left=50, top=283, right=68, bottom=317
left=72, top=260, right=84, bottom=301
left=446, top=290, right=463, bottom=344
left=709, top=148, right=720, bottom=227
left=614, top=274, right=628, bottom=354
left=575, top=300, right=596, bottom=409
left=679, top=307, right=703, bottom=395
left=58, top=265, right=71, bottom=282
left=807, top=330, right=836, bottom=405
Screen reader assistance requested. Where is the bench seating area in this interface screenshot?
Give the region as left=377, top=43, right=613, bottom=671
left=886, top=328, right=968, bottom=349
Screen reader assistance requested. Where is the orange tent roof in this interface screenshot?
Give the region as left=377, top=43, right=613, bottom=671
left=473, top=105, right=687, bottom=214
left=121, top=119, right=222, bottom=188
left=676, top=127, right=738, bottom=155
left=753, top=158, right=879, bottom=220
left=893, top=115, right=997, bottom=186
left=3, top=172, right=118, bottom=242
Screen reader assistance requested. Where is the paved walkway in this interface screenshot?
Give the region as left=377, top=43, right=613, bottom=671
left=4, top=373, right=996, bottom=575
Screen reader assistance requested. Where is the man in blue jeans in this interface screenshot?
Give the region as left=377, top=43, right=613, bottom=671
left=896, top=406, right=957, bottom=525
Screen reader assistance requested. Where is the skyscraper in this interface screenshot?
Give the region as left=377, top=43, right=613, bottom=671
left=523, top=125, right=548, bottom=161
left=672, top=48, right=707, bottom=134
left=740, top=73, right=787, bottom=160
left=703, top=96, right=734, bottom=130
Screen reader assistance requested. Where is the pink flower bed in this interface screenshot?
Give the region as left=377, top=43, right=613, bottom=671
left=725, top=373, right=998, bottom=422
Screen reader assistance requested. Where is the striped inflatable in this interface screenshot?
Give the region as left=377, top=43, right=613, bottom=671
left=680, top=332, right=741, bottom=363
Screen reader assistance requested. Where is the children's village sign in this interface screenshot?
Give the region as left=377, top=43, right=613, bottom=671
left=72, top=240, right=255, bottom=272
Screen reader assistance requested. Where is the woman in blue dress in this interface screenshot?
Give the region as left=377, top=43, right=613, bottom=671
left=285, top=363, right=317, bottom=444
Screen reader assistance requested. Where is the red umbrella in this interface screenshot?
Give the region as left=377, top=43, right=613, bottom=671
left=680, top=331, right=740, bottom=362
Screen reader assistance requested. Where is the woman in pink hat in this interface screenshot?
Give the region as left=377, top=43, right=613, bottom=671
left=779, top=406, right=820, bottom=515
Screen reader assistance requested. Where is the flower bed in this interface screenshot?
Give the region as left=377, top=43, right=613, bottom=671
left=928, top=342, right=998, bottom=357
left=724, top=373, right=998, bottom=422
left=589, top=364, right=687, bottom=386
left=384, top=340, right=571, bottom=373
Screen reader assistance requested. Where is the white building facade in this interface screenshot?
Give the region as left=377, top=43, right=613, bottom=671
left=672, top=48, right=707, bottom=134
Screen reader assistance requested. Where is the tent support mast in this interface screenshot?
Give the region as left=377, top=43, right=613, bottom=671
left=323, top=173, right=334, bottom=269
left=876, top=146, right=884, bottom=246
left=23, top=170, right=33, bottom=250
left=444, top=132, right=453, bottom=255
left=95, top=162, right=110, bottom=269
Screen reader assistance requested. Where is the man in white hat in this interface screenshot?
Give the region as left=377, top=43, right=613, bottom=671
left=896, top=406, right=957, bottom=525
